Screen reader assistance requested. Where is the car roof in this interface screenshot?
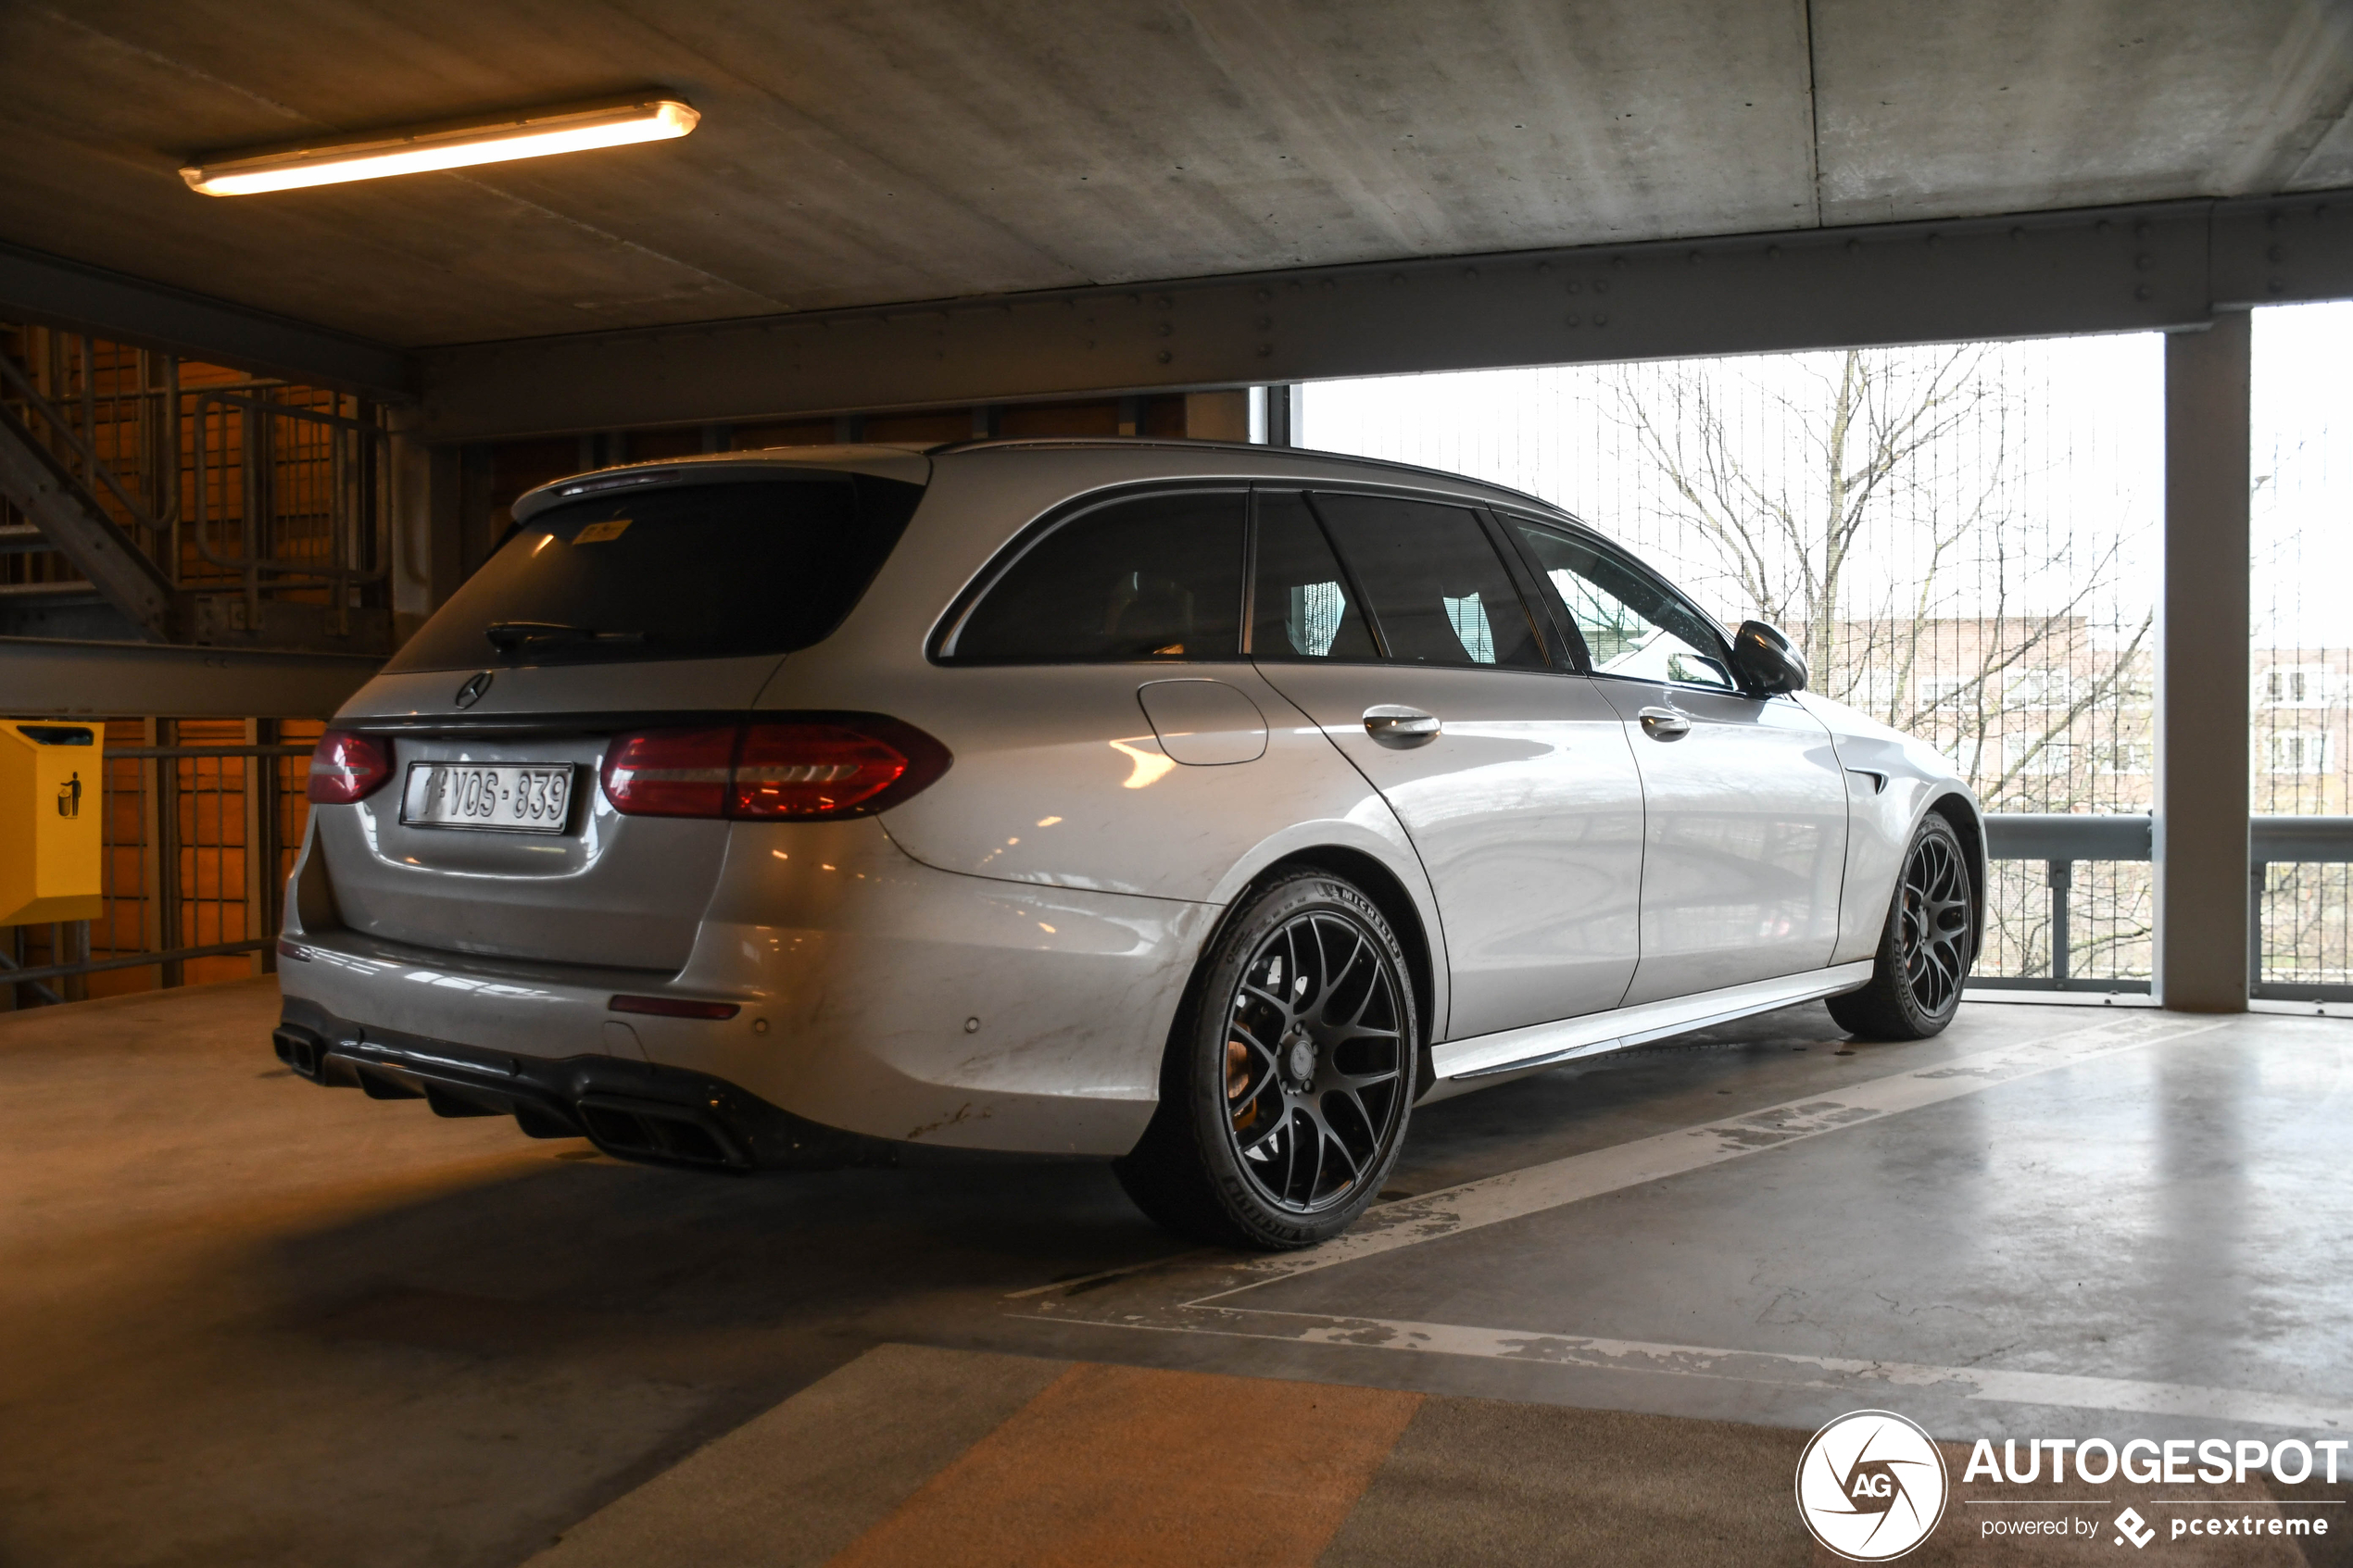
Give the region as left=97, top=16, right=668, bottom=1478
left=513, top=436, right=1589, bottom=531
left=923, top=436, right=1574, bottom=520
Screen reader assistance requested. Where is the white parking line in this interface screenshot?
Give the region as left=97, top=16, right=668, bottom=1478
left=1106, top=1308, right=2353, bottom=1431
left=1198, top=1012, right=2228, bottom=1300
left=1013, top=1011, right=2304, bottom=1427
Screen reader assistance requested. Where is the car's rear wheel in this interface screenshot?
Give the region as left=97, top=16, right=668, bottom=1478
left=1115, top=870, right=1416, bottom=1250
left=1827, top=811, right=1975, bottom=1041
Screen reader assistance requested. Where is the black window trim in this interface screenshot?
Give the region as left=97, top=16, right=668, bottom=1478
left=1472, top=504, right=1585, bottom=674
left=928, top=480, right=1252, bottom=666
left=1496, top=508, right=1746, bottom=696
left=1241, top=485, right=1390, bottom=666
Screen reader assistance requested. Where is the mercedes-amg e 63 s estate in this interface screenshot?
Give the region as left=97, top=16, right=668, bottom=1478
left=272, top=438, right=1981, bottom=1249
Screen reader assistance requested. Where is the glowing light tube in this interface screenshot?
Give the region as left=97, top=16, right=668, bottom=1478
left=181, top=95, right=698, bottom=196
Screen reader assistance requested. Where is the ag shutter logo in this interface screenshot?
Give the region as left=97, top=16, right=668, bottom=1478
left=1796, top=1410, right=1950, bottom=1561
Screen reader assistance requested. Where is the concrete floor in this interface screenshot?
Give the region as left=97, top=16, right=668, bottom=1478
left=3, top=979, right=2348, bottom=1566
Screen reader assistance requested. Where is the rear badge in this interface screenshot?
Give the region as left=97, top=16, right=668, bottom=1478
left=454, top=671, right=494, bottom=709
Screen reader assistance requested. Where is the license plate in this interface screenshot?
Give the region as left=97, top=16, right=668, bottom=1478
left=400, top=762, right=575, bottom=834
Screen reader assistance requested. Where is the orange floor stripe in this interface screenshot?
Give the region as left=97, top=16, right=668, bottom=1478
left=825, top=1361, right=1423, bottom=1568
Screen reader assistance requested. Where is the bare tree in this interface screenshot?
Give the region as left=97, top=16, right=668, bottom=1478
left=1609, top=346, right=2150, bottom=806
left=1609, top=346, right=2158, bottom=980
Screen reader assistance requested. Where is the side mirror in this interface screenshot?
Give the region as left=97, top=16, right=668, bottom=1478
left=1731, top=621, right=1807, bottom=696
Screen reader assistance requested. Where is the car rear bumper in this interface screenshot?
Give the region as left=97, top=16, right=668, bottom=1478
left=276, top=816, right=1219, bottom=1158
left=273, top=997, right=892, bottom=1171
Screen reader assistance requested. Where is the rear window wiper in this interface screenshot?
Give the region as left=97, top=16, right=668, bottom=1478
left=484, top=621, right=646, bottom=653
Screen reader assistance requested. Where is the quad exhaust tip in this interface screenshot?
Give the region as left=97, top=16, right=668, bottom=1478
left=271, top=1025, right=324, bottom=1081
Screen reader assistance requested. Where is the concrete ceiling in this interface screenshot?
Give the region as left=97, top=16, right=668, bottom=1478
left=2, top=1, right=2349, bottom=352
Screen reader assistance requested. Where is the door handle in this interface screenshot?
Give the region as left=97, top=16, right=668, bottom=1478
left=1363, top=706, right=1441, bottom=748
left=1637, top=707, right=1691, bottom=742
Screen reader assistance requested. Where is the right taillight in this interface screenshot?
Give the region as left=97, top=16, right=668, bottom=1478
left=600, top=716, right=949, bottom=821
left=307, top=730, right=393, bottom=804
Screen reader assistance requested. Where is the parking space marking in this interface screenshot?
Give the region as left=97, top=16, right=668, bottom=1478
left=1010, top=1014, right=2268, bottom=1427
left=1195, top=1013, right=2227, bottom=1301
left=1056, top=1307, right=2353, bottom=1433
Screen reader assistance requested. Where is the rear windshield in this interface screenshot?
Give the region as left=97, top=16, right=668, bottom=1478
left=386, top=474, right=923, bottom=672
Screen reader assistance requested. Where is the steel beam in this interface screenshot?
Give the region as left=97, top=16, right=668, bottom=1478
left=0, top=637, right=380, bottom=719
left=0, top=241, right=413, bottom=397
left=416, top=189, right=2353, bottom=442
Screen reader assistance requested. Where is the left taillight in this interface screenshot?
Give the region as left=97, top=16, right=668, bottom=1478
left=601, top=716, right=950, bottom=821
left=307, top=729, right=393, bottom=804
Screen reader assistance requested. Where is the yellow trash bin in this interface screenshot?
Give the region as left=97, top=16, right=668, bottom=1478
left=0, top=721, right=105, bottom=926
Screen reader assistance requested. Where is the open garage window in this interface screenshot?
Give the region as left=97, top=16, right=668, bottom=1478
left=1302, top=338, right=2164, bottom=995
left=944, top=489, right=1245, bottom=663
left=2251, top=302, right=2353, bottom=1000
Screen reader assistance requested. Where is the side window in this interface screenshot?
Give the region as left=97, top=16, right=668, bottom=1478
left=1250, top=492, right=1378, bottom=660
left=948, top=490, right=1245, bottom=662
left=1311, top=494, right=1547, bottom=670
left=1513, top=523, right=1736, bottom=691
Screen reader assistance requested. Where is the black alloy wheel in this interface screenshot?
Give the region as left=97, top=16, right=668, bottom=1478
left=1828, top=811, right=1975, bottom=1041
left=1897, top=823, right=1971, bottom=1016
left=1220, top=908, right=1409, bottom=1215
left=1115, top=871, right=1416, bottom=1249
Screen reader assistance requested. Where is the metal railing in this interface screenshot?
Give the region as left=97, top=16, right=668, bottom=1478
left=187, top=386, right=391, bottom=636
left=0, top=323, right=395, bottom=649
left=1, top=731, right=316, bottom=1009
left=2246, top=818, right=2353, bottom=1002
left=1972, top=814, right=2155, bottom=996
left=1970, top=812, right=2353, bottom=1001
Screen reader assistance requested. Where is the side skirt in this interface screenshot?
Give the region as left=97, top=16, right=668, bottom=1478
left=1423, top=960, right=1876, bottom=1102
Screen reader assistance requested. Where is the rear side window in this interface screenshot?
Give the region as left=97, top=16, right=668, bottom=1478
left=1311, top=494, right=1548, bottom=670
left=1250, top=492, right=1378, bottom=660
left=386, top=475, right=923, bottom=672
left=946, top=489, right=1245, bottom=662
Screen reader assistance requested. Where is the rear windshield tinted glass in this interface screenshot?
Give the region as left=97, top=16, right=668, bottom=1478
left=945, top=489, right=1245, bottom=662
left=386, top=475, right=922, bottom=672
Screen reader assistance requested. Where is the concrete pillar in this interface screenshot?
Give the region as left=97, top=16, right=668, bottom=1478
left=2156, top=311, right=2252, bottom=1011
left=385, top=407, right=438, bottom=642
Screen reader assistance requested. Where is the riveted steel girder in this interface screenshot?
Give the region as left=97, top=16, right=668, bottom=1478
left=415, top=189, right=2353, bottom=442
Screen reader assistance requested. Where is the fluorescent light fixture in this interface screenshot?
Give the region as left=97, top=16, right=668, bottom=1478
left=180, top=94, right=698, bottom=196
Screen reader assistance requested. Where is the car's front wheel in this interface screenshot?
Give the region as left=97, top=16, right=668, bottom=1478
left=1115, top=870, right=1417, bottom=1250
left=1827, top=810, right=1975, bottom=1041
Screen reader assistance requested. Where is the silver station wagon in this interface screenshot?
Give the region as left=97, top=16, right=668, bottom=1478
left=273, top=439, right=1982, bottom=1248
